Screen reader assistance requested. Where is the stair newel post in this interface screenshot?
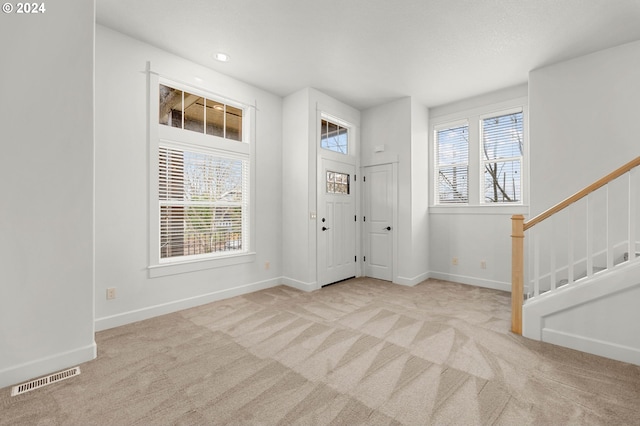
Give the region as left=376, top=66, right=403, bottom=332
left=511, top=214, right=525, bottom=335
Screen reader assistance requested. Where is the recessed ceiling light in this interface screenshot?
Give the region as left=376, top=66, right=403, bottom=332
left=214, top=52, right=230, bottom=62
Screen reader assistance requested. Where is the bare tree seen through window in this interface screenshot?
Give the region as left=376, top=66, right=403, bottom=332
left=482, top=112, right=523, bottom=203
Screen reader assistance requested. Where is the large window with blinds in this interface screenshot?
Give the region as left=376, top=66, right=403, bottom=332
left=481, top=110, right=523, bottom=203
left=435, top=121, right=469, bottom=204
left=159, top=147, right=247, bottom=259
left=154, top=80, right=251, bottom=265
left=433, top=105, right=525, bottom=207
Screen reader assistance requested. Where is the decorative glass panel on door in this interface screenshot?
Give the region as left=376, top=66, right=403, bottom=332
left=326, top=171, right=350, bottom=194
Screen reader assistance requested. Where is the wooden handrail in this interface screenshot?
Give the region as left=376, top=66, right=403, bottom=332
left=524, top=156, right=640, bottom=231
left=511, top=155, right=640, bottom=335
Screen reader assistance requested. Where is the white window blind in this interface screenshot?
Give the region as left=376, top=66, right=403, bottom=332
left=159, top=146, right=248, bottom=260
left=481, top=111, right=523, bottom=203
left=436, top=124, right=469, bottom=204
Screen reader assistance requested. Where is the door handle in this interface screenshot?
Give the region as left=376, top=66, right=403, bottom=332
left=322, top=226, right=330, bottom=231
left=383, top=226, right=391, bottom=231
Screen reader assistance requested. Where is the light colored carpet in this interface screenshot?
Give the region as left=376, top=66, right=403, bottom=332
left=2, top=277, right=640, bottom=425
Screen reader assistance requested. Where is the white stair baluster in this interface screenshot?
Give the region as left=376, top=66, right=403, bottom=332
left=533, top=228, right=540, bottom=297
left=630, top=169, right=638, bottom=263
left=606, top=185, right=614, bottom=270
left=587, top=193, right=594, bottom=278
left=550, top=217, right=556, bottom=291
left=568, top=204, right=575, bottom=285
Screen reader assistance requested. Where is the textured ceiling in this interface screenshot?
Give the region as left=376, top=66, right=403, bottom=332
left=96, top=0, right=640, bottom=110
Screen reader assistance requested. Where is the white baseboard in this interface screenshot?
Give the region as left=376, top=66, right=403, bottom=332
left=543, top=329, right=640, bottom=366
left=429, top=271, right=511, bottom=292
left=395, top=271, right=431, bottom=287
left=281, top=277, right=318, bottom=292
left=0, top=342, right=96, bottom=390
left=95, top=278, right=282, bottom=332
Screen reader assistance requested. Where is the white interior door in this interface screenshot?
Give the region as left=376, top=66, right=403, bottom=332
left=318, top=158, right=356, bottom=286
left=364, top=163, right=394, bottom=281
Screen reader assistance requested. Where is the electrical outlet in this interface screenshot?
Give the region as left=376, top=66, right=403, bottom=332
left=264, top=261, right=270, bottom=270
left=481, top=260, right=487, bottom=269
left=106, top=287, right=116, bottom=300
left=452, top=257, right=458, bottom=266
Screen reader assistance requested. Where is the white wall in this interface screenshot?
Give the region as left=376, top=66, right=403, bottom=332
left=410, top=99, right=431, bottom=281
left=0, top=0, right=96, bottom=388
left=529, top=40, right=640, bottom=216
left=429, top=213, right=514, bottom=291
left=428, top=85, right=529, bottom=292
left=282, top=89, right=313, bottom=289
left=361, top=97, right=430, bottom=285
left=94, top=26, right=283, bottom=330
left=282, top=88, right=361, bottom=290
left=523, top=39, right=640, bottom=363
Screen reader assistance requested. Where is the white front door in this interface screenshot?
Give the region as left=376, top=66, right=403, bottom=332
left=318, top=158, right=356, bottom=286
left=364, top=163, right=394, bottom=281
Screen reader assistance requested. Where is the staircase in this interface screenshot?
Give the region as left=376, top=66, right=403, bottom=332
left=511, top=157, right=640, bottom=366
left=537, top=251, right=639, bottom=295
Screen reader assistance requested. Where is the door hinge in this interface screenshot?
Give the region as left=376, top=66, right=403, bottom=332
left=355, top=255, right=357, bottom=262
left=354, top=215, right=357, bottom=222
left=364, top=256, right=366, bottom=262
left=363, top=216, right=366, bottom=222
left=354, top=174, right=356, bottom=181
left=363, top=176, right=366, bottom=182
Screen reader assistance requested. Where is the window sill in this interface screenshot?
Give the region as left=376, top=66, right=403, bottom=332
left=148, top=252, right=256, bottom=278
left=430, top=204, right=529, bottom=215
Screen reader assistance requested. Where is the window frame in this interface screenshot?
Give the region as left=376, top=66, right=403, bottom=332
left=479, top=107, right=524, bottom=205
left=430, top=97, right=528, bottom=212
left=434, top=119, right=470, bottom=205
left=320, top=113, right=351, bottom=156
left=148, top=73, right=256, bottom=277
left=158, top=145, right=248, bottom=262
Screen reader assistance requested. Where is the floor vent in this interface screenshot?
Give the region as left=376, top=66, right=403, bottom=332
left=11, top=367, right=81, bottom=397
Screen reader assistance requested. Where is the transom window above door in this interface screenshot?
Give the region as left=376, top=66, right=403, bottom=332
left=321, top=119, right=348, bottom=154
